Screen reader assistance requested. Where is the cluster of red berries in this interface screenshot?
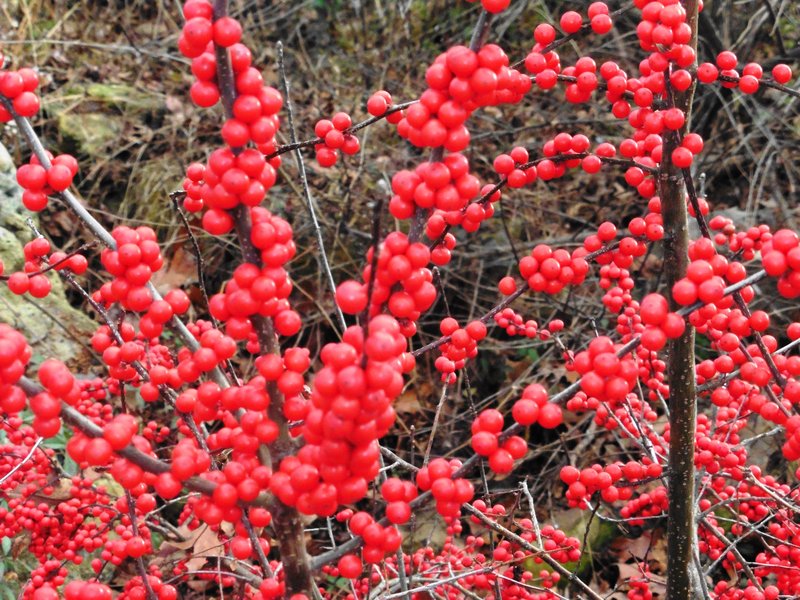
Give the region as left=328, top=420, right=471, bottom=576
left=389, top=154, right=482, bottom=229
left=434, top=317, right=487, bottom=383
left=626, top=564, right=655, bottom=600
left=620, top=485, right=668, bottom=525
left=709, top=219, right=770, bottom=260
left=517, top=243, right=590, bottom=294
left=139, top=288, right=191, bottom=339
left=523, top=521, right=583, bottom=564
left=468, top=498, right=507, bottom=524
left=712, top=582, right=781, bottom=600
left=35, top=239, right=88, bottom=276
left=0, top=460, right=116, bottom=595
left=470, top=409, right=528, bottom=474
left=635, top=0, right=696, bottom=64
left=246, top=205, right=298, bottom=265
left=760, top=229, right=800, bottom=298
left=638, top=293, right=685, bottom=351
left=178, top=0, right=240, bottom=60
left=160, top=438, right=211, bottom=494
left=340, top=232, right=437, bottom=335
left=5, top=237, right=61, bottom=299
left=543, top=132, right=595, bottom=173
left=704, top=308, right=770, bottom=354
left=0, top=59, right=40, bottom=119
left=313, top=112, right=360, bottom=167
left=565, top=3, right=613, bottom=35
left=599, top=267, right=635, bottom=313
left=492, top=307, right=564, bottom=340
left=365, top=89, right=400, bottom=120
left=696, top=50, right=793, bottom=92
left=30, top=358, right=80, bottom=438
left=781, top=416, right=800, bottom=461
left=696, top=339, right=782, bottom=402
left=524, top=28, right=563, bottom=86
left=97, top=508, right=154, bottom=567
left=570, top=336, right=638, bottom=402
left=511, top=383, right=564, bottom=429
left=694, top=419, right=748, bottom=474
left=396, top=44, right=529, bottom=150
left=67, top=419, right=124, bottom=471
left=629, top=198, right=665, bottom=240
left=671, top=238, right=736, bottom=307
left=177, top=375, right=267, bottom=430
left=95, top=226, right=162, bottom=312
left=253, top=347, right=311, bottom=421
left=182, top=147, right=281, bottom=234
left=270, top=317, right=411, bottom=515
left=15, top=152, right=79, bottom=211
left=492, top=146, right=537, bottom=187
left=0, top=325, right=30, bottom=415
left=379, top=476, right=418, bottom=524
left=493, top=307, right=538, bottom=337
left=670, top=132, right=704, bottom=169
left=346, top=511, right=403, bottom=564
left=177, top=328, right=239, bottom=386
left=119, top=575, right=178, bottom=600
left=209, top=260, right=301, bottom=342
left=188, top=458, right=271, bottom=529
left=560, top=461, right=662, bottom=508
left=416, top=458, right=474, bottom=518
left=90, top=321, right=154, bottom=383
left=32, top=581, right=113, bottom=600
left=585, top=221, right=635, bottom=266
left=180, top=1, right=283, bottom=144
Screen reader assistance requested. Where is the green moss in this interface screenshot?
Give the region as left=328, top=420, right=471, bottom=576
left=58, top=112, right=124, bottom=156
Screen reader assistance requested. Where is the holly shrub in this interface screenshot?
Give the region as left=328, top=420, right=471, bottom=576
left=0, top=1, right=798, bottom=599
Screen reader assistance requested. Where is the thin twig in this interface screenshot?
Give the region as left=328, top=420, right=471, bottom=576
left=277, top=41, right=346, bottom=333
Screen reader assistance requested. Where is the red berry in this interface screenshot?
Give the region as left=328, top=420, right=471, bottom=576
left=537, top=403, right=563, bottom=429
left=560, top=11, right=583, bottom=34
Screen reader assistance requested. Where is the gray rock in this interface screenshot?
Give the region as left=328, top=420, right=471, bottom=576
left=0, top=142, right=96, bottom=370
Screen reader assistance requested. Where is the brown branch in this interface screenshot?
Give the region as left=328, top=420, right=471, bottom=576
left=462, top=504, right=604, bottom=600
left=209, top=1, right=313, bottom=592
left=661, top=1, right=700, bottom=597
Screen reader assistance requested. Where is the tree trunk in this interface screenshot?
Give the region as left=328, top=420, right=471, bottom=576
left=662, top=2, right=700, bottom=599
